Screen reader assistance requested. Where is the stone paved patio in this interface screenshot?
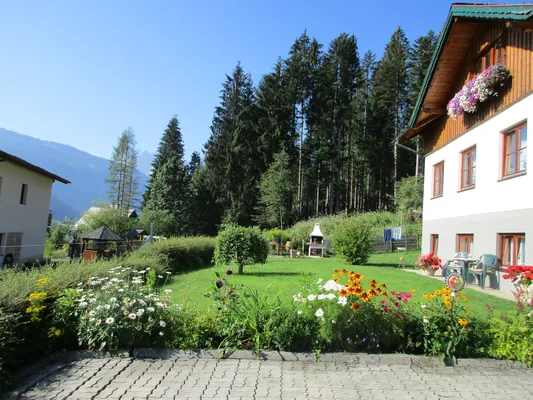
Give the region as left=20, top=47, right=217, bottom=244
left=6, top=356, right=533, bottom=400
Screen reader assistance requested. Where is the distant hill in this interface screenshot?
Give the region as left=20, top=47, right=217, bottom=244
left=0, top=128, right=150, bottom=220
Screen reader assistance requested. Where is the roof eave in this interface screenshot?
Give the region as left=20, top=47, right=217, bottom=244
left=405, top=4, right=533, bottom=140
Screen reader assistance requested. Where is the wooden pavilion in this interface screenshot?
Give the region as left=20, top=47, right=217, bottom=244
left=81, top=226, right=125, bottom=261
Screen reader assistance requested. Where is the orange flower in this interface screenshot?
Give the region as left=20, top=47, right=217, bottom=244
left=367, top=289, right=377, bottom=298
left=339, top=288, right=348, bottom=297
left=352, top=273, right=363, bottom=281
left=334, top=269, right=341, bottom=274
left=361, top=293, right=370, bottom=302
left=458, top=318, right=468, bottom=327
left=351, top=303, right=360, bottom=311
left=381, top=292, right=389, bottom=298
left=381, top=283, right=387, bottom=289
left=369, top=280, right=378, bottom=288
left=375, top=287, right=382, bottom=294
left=334, top=278, right=340, bottom=283
left=341, top=269, right=348, bottom=275
left=353, top=287, right=363, bottom=295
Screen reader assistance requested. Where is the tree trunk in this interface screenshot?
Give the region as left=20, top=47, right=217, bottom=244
left=238, top=264, right=244, bottom=274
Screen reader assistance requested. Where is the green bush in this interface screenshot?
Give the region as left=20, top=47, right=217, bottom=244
left=263, top=229, right=290, bottom=245
left=136, top=236, right=216, bottom=274
left=0, top=309, right=25, bottom=391
left=214, top=225, right=269, bottom=274
left=489, top=313, right=533, bottom=366
left=333, top=218, right=373, bottom=265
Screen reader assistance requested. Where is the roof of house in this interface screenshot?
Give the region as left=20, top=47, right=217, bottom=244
left=125, top=229, right=148, bottom=239
left=81, top=226, right=125, bottom=241
left=74, top=206, right=138, bottom=228
left=0, top=149, right=70, bottom=184
left=402, top=3, right=533, bottom=141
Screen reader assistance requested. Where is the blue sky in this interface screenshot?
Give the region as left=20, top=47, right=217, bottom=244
left=0, top=1, right=508, bottom=161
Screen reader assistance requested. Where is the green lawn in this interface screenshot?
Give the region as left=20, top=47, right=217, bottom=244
left=164, top=252, right=516, bottom=319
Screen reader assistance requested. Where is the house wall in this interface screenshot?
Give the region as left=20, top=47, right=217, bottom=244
left=425, top=24, right=533, bottom=155
left=422, top=93, right=533, bottom=292
left=0, top=160, right=53, bottom=263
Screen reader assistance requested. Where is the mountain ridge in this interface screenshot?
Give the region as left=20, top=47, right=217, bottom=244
left=0, top=127, right=151, bottom=220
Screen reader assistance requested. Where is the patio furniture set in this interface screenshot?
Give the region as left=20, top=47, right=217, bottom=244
left=442, top=252, right=501, bottom=290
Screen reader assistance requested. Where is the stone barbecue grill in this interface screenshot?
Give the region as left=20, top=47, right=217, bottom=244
left=308, top=223, right=326, bottom=257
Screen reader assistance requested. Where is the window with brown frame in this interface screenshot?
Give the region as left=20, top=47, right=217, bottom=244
left=499, top=233, right=525, bottom=266
left=475, top=37, right=505, bottom=74
left=457, top=234, right=474, bottom=254
left=503, top=123, right=527, bottom=177
left=433, top=162, right=444, bottom=198
left=430, top=234, right=439, bottom=255
left=461, top=146, right=476, bottom=189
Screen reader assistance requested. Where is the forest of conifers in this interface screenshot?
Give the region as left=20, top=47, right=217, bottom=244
left=141, top=27, right=438, bottom=236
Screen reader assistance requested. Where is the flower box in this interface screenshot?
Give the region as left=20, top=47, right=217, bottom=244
left=447, top=64, right=511, bottom=119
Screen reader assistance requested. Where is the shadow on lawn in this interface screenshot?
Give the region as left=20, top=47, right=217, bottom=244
left=241, top=272, right=302, bottom=277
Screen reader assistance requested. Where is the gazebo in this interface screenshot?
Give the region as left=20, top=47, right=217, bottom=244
left=125, top=229, right=148, bottom=250
left=81, top=226, right=125, bottom=262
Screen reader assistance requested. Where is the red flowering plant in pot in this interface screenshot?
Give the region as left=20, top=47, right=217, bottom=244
left=416, top=253, right=442, bottom=276
left=503, top=265, right=533, bottom=312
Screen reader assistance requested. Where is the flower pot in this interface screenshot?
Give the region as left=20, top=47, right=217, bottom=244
left=424, top=268, right=436, bottom=276
left=290, top=250, right=298, bottom=259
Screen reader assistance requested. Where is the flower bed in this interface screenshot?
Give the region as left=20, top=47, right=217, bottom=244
left=447, top=64, right=511, bottom=119
left=416, top=253, right=442, bottom=275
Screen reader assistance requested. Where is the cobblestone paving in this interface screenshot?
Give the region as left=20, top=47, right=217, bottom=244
left=6, top=357, right=533, bottom=400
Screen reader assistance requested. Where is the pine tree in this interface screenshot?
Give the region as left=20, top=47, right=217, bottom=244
left=106, top=127, right=139, bottom=211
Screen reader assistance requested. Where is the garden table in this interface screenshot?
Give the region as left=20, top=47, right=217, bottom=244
left=453, top=257, right=478, bottom=282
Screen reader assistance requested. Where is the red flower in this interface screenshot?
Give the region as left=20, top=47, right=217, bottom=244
left=215, top=280, right=224, bottom=289
left=228, top=290, right=233, bottom=295
left=226, top=269, right=233, bottom=275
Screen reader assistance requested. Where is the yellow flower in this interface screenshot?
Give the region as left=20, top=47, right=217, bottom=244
left=29, top=292, right=48, bottom=301
left=36, top=277, right=52, bottom=286
left=465, top=307, right=472, bottom=313
left=458, top=318, right=469, bottom=327
left=435, top=289, right=441, bottom=296
left=410, top=289, right=416, bottom=293
left=48, top=327, right=62, bottom=338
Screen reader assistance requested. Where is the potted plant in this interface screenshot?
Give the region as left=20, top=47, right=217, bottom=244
left=416, top=253, right=442, bottom=276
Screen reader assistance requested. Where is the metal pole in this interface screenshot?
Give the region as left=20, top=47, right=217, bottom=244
left=149, top=223, right=154, bottom=244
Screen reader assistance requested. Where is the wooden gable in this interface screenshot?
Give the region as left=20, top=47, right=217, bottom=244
left=422, top=21, right=533, bottom=154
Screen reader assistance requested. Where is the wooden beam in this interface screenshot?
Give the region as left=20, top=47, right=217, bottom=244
left=506, top=21, right=533, bottom=32
left=422, top=106, right=447, bottom=115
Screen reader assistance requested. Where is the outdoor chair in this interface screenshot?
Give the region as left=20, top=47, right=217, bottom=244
left=442, top=252, right=469, bottom=277
left=467, top=254, right=501, bottom=290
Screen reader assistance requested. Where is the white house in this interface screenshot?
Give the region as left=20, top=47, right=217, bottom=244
left=401, top=3, right=533, bottom=292
left=0, top=149, right=70, bottom=265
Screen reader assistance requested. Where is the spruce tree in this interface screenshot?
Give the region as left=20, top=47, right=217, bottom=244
left=143, top=117, right=190, bottom=235
left=204, top=63, right=261, bottom=226
left=143, top=117, right=185, bottom=206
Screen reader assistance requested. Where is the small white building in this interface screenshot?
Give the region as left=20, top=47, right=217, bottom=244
left=401, top=4, right=533, bottom=293
left=0, top=149, right=70, bottom=265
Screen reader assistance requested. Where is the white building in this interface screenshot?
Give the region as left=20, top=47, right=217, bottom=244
left=401, top=4, right=533, bottom=292
left=0, top=149, right=70, bottom=265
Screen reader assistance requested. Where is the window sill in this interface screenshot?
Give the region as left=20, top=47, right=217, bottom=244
left=431, top=195, right=443, bottom=200
left=458, top=185, right=475, bottom=193
left=498, top=171, right=527, bottom=182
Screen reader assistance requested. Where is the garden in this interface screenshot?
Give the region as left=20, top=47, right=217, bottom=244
left=1, top=221, right=532, bottom=394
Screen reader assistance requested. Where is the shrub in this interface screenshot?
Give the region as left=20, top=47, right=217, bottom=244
left=136, top=236, right=216, bottom=274
left=489, top=313, right=533, bottom=366
left=214, top=225, right=268, bottom=274
left=0, top=309, right=25, bottom=391
left=333, top=218, right=373, bottom=265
